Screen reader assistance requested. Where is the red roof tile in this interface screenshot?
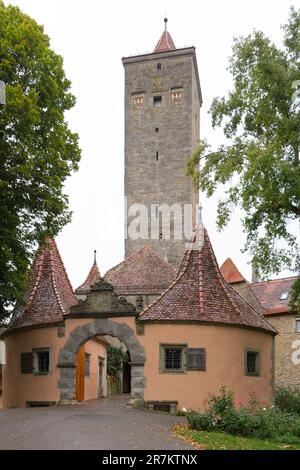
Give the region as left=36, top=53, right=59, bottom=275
left=139, top=226, right=276, bottom=335
left=154, top=19, right=176, bottom=52
left=220, top=258, right=245, bottom=284
left=9, top=238, right=77, bottom=330
left=104, top=245, right=176, bottom=295
left=250, top=277, right=298, bottom=315
left=75, top=259, right=101, bottom=295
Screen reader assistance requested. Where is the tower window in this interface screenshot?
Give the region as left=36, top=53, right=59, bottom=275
left=132, top=95, right=144, bottom=108
left=157, top=63, right=162, bottom=71
left=171, top=90, right=182, bottom=102
left=153, top=95, right=162, bottom=107
left=156, top=151, right=159, bottom=161
left=155, top=127, right=159, bottom=133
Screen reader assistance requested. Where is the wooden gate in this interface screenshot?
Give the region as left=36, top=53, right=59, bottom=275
left=76, top=345, right=85, bottom=401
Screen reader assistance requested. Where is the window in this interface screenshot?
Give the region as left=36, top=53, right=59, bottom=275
left=296, top=318, right=300, bottom=333
left=187, top=348, right=206, bottom=371
left=157, top=63, right=161, bottom=71
left=245, top=349, right=260, bottom=377
left=33, top=349, right=50, bottom=375
left=160, top=344, right=186, bottom=373
left=153, top=95, right=162, bottom=107
left=156, top=151, right=159, bottom=161
left=21, top=352, right=33, bottom=374
left=280, top=291, right=289, bottom=300
left=132, top=96, right=144, bottom=108
left=171, top=88, right=183, bottom=103
left=155, top=127, right=159, bottom=133
left=85, top=353, right=90, bottom=377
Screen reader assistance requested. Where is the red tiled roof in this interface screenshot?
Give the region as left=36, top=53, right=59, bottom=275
left=104, top=246, right=176, bottom=295
left=139, top=226, right=276, bottom=335
left=250, top=277, right=298, bottom=315
left=75, top=261, right=101, bottom=295
left=9, top=238, right=77, bottom=330
left=220, top=258, right=245, bottom=284
left=154, top=20, right=176, bottom=52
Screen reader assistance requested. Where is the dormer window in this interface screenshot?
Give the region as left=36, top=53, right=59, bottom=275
left=280, top=292, right=289, bottom=300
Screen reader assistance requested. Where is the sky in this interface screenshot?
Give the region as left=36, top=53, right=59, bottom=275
left=5, top=0, right=300, bottom=289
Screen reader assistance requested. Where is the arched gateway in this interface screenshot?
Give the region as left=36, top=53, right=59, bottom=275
left=57, top=318, right=146, bottom=406
left=57, top=279, right=146, bottom=406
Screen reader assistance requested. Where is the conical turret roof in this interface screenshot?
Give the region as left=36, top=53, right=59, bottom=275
left=139, top=225, right=276, bottom=335
left=9, top=238, right=77, bottom=330
left=154, top=18, right=176, bottom=52
left=75, top=252, right=101, bottom=295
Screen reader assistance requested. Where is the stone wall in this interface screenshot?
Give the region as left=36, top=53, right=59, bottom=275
left=123, top=48, right=201, bottom=267
left=266, top=314, right=300, bottom=388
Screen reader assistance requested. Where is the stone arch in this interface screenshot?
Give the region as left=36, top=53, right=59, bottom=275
left=57, top=318, right=146, bottom=406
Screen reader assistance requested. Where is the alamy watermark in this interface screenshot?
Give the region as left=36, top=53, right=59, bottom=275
left=124, top=198, right=204, bottom=250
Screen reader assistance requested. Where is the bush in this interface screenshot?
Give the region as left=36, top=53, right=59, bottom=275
left=186, top=386, right=300, bottom=443
left=275, top=387, right=300, bottom=416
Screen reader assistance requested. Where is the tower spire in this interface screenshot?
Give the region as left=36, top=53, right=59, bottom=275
left=154, top=18, right=176, bottom=52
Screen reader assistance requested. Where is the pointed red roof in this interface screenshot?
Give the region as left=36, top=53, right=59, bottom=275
left=9, top=238, right=77, bottom=330
left=220, top=258, right=245, bottom=284
left=154, top=18, right=176, bottom=52
left=75, top=255, right=101, bottom=295
left=105, top=245, right=176, bottom=295
left=250, top=276, right=298, bottom=315
left=139, top=226, right=276, bottom=335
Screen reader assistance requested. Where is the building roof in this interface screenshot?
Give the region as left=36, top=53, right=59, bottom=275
left=250, top=276, right=298, bottom=315
left=139, top=226, right=276, bottom=335
left=9, top=238, right=77, bottom=331
left=220, top=258, right=245, bottom=284
left=104, top=245, right=176, bottom=295
left=154, top=18, right=176, bottom=52
left=75, top=252, right=101, bottom=295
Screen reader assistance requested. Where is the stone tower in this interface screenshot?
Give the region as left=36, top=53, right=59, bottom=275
left=122, top=19, right=202, bottom=267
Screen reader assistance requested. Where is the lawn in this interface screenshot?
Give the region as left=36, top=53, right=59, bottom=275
left=173, top=425, right=300, bottom=450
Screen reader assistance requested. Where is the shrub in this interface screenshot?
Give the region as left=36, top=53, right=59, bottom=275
left=275, top=387, right=300, bottom=416
left=186, top=386, right=300, bottom=443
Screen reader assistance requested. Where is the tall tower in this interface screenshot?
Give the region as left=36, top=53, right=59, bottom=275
left=122, top=19, right=202, bottom=267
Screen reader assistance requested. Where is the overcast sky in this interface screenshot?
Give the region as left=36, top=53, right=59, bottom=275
left=6, top=0, right=300, bottom=289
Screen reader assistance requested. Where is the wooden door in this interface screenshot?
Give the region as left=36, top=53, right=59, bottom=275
left=76, top=345, right=85, bottom=401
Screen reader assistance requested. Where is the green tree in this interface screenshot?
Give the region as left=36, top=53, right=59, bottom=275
left=187, top=7, right=300, bottom=310
left=0, top=2, right=81, bottom=319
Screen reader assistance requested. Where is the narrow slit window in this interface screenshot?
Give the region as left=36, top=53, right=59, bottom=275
left=155, top=127, right=159, bottom=133
left=156, top=151, right=159, bottom=161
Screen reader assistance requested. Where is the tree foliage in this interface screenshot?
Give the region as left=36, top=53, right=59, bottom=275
left=187, top=7, right=300, bottom=309
left=0, top=2, right=81, bottom=318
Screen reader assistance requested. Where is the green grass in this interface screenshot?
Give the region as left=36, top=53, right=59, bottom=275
left=173, top=425, right=300, bottom=450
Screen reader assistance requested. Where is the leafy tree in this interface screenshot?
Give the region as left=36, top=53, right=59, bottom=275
left=187, top=7, right=300, bottom=310
left=107, top=346, right=128, bottom=377
left=0, top=2, right=81, bottom=319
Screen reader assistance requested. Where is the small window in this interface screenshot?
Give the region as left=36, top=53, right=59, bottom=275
left=165, top=349, right=182, bottom=370
left=187, top=348, right=206, bottom=371
left=296, top=318, right=300, bottom=333
left=155, top=127, right=159, bottom=133
left=156, top=151, right=159, bottom=161
left=85, top=353, right=90, bottom=377
left=280, top=292, right=289, bottom=300
left=153, top=95, right=162, bottom=107
left=171, top=89, right=182, bottom=102
left=160, top=344, right=186, bottom=373
left=21, top=352, right=33, bottom=374
left=245, top=349, right=260, bottom=377
left=33, top=349, right=50, bottom=375
left=157, top=63, right=161, bottom=71
left=132, top=96, right=144, bottom=108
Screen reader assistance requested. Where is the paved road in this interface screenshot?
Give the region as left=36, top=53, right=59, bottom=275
left=0, top=395, right=192, bottom=450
